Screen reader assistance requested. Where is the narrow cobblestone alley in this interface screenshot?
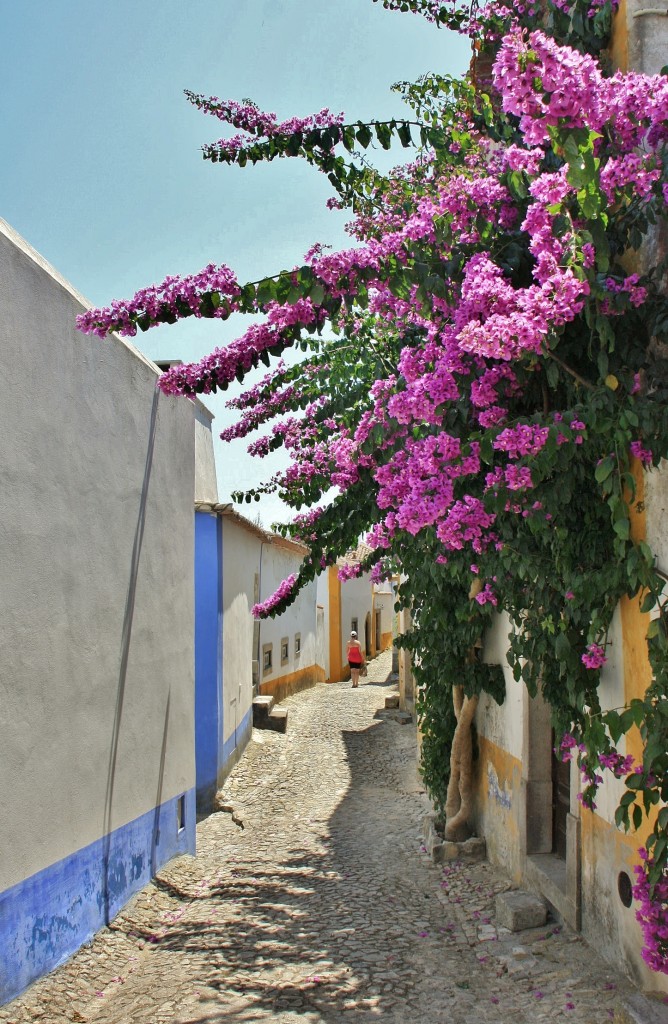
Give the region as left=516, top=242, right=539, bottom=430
left=1, top=649, right=637, bottom=1024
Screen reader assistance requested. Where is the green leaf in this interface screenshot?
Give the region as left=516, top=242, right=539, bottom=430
left=545, top=360, right=559, bottom=389
left=285, top=132, right=303, bottom=157
left=397, top=122, right=413, bottom=147
left=375, top=122, right=392, bottom=150
left=589, top=218, right=610, bottom=272
left=595, top=455, right=615, bottom=483
left=256, top=278, right=277, bottom=306
left=647, top=619, right=660, bottom=639
left=356, top=123, right=372, bottom=148
left=342, top=126, right=356, bottom=152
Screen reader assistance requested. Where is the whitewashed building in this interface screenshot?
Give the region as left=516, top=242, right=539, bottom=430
left=0, top=220, right=198, bottom=1004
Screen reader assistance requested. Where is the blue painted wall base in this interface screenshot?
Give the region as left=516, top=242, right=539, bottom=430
left=195, top=512, right=223, bottom=814
left=222, top=706, right=253, bottom=773
left=0, top=789, right=195, bottom=1006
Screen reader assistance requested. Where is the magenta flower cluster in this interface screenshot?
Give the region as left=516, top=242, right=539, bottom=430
left=581, top=643, right=607, bottom=670
left=186, top=91, right=345, bottom=160
left=76, top=263, right=240, bottom=339
left=633, top=851, right=668, bottom=975
left=251, top=574, right=298, bottom=618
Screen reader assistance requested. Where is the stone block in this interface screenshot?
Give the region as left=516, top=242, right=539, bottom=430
left=422, top=811, right=440, bottom=835
left=374, top=708, right=413, bottom=724
left=265, top=707, right=288, bottom=733
left=385, top=694, right=400, bottom=709
left=442, top=836, right=487, bottom=862
left=421, top=812, right=449, bottom=863
left=614, top=993, right=668, bottom=1024
left=252, top=695, right=275, bottom=727
left=495, top=890, right=547, bottom=931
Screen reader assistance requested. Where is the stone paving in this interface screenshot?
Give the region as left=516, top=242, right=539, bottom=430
left=1, top=649, right=641, bottom=1023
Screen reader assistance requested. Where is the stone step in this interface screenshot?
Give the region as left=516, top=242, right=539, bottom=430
left=374, top=707, right=413, bottom=725
left=385, top=693, right=400, bottom=709
left=252, top=695, right=275, bottom=728
left=495, top=890, right=548, bottom=931
left=252, top=695, right=288, bottom=733
left=265, top=707, right=288, bottom=733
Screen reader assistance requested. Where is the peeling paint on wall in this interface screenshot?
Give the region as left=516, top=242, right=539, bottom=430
left=0, top=790, right=195, bottom=1006
left=487, top=763, right=513, bottom=809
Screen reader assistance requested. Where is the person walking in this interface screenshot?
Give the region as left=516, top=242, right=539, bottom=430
left=346, top=630, right=365, bottom=688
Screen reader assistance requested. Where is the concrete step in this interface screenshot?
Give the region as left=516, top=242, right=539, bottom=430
left=252, top=695, right=288, bottom=733
left=495, top=890, right=548, bottom=931
left=252, top=695, right=275, bottom=728
left=374, top=707, right=413, bottom=725
left=265, top=707, right=288, bottom=733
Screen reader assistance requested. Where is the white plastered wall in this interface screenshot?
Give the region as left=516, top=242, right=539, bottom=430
left=372, top=582, right=395, bottom=648
left=0, top=220, right=195, bottom=892
left=221, top=518, right=259, bottom=744
left=340, top=574, right=373, bottom=663
left=478, top=611, right=524, bottom=761
left=260, top=542, right=317, bottom=685
left=194, top=401, right=218, bottom=503
left=316, top=572, right=330, bottom=679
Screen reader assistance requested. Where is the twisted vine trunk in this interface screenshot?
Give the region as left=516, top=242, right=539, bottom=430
left=444, top=575, right=482, bottom=842
left=444, top=685, right=479, bottom=841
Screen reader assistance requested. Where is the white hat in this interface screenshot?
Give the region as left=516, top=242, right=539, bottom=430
left=350, top=630, right=357, bottom=637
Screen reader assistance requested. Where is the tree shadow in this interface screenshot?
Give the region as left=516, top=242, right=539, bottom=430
left=109, top=657, right=433, bottom=1022
left=103, top=388, right=161, bottom=925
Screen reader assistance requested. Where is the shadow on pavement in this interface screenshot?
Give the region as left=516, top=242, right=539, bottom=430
left=116, top=656, right=433, bottom=1023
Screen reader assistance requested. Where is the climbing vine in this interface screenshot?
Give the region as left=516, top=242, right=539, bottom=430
left=78, top=0, right=668, bottom=970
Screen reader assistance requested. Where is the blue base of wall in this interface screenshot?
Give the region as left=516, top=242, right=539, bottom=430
left=221, top=706, right=253, bottom=774
left=0, top=789, right=196, bottom=1006
left=196, top=706, right=254, bottom=816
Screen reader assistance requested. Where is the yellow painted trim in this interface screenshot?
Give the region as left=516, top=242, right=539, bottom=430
left=621, top=457, right=652, bottom=764
left=627, top=456, right=646, bottom=545
left=473, top=736, right=523, bottom=880
left=475, top=735, right=523, bottom=812
left=579, top=809, right=667, bottom=999
left=581, top=802, right=642, bottom=884
left=328, top=565, right=343, bottom=683
left=610, top=0, right=629, bottom=73
left=259, top=664, right=325, bottom=705
left=380, top=630, right=393, bottom=651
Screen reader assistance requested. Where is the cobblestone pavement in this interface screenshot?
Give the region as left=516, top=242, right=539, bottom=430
left=2, top=649, right=639, bottom=1023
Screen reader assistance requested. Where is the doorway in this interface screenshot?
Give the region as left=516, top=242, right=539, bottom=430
left=552, top=731, right=570, bottom=860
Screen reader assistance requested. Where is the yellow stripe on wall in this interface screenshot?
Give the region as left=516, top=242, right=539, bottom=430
left=259, top=664, right=325, bottom=705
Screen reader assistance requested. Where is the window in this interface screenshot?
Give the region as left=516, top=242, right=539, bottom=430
left=281, top=636, right=289, bottom=665
left=295, top=633, right=301, bottom=657
left=351, top=617, right=358, bottom=635
left=262, top=643, right=273, bottom=674
left=177, top=794, right=186, bottom=833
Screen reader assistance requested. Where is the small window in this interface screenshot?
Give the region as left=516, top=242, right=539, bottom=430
left=281, top=637, right=289, bottom=665
left=294, top=633, right=301, bottom=657
left=351, top=617, right=358, bottom=635
left=262, top=643, right=273, bottom=674
left=177, top=794, right=186, bottom=833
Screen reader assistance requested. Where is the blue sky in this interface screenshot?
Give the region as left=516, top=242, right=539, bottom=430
left=2, top=1, right=470, bottom=524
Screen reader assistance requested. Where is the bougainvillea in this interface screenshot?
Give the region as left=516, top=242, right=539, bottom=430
left=78, top=0, right=668, bottom=971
